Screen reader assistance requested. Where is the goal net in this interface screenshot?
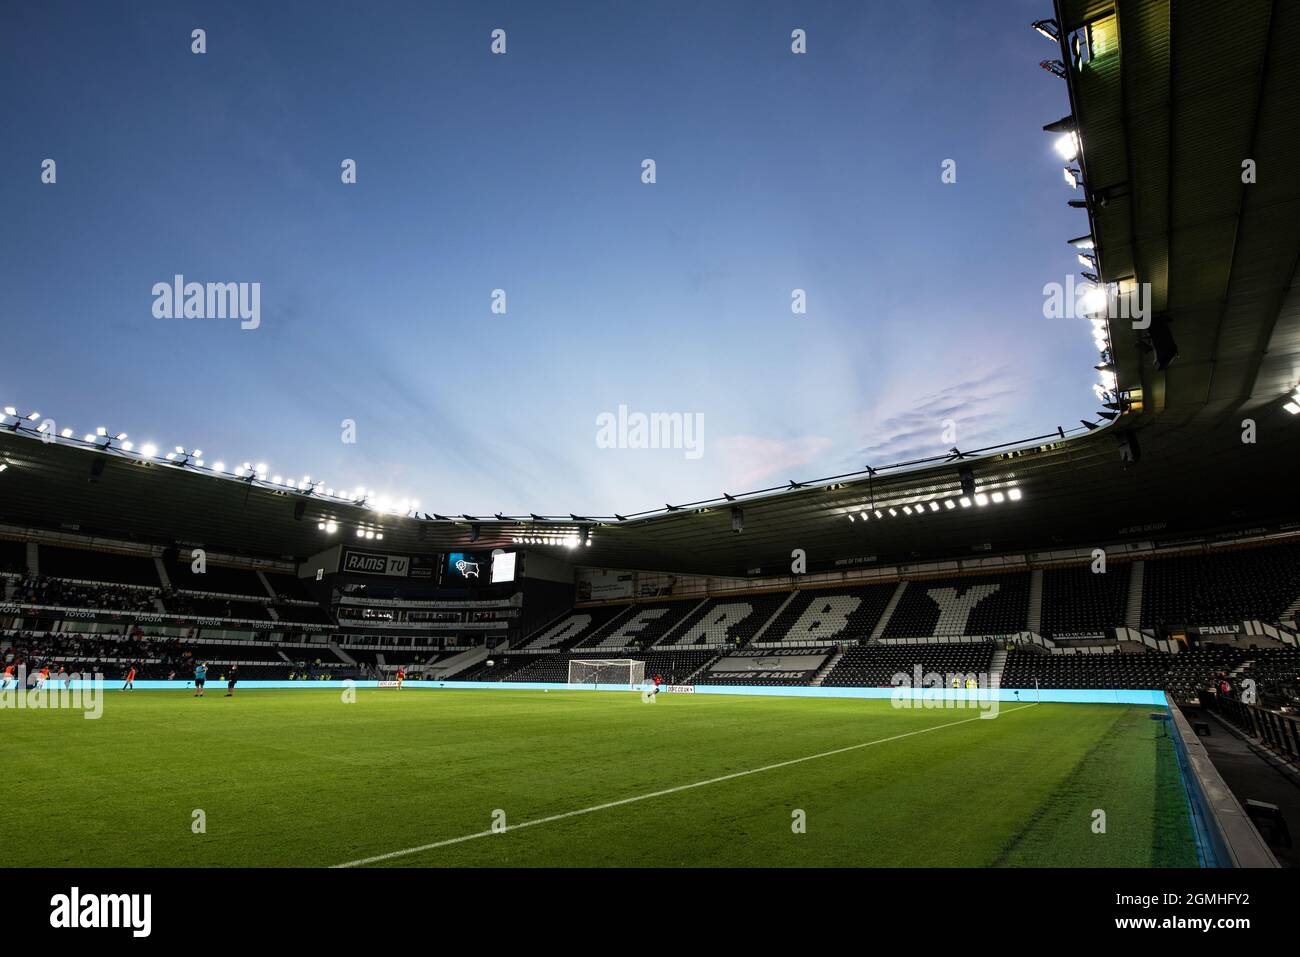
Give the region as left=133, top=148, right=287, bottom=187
left=568, top=658, right=645, bottom=688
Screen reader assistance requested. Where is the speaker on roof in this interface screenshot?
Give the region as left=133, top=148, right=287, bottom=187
left=1116, top=429, right=1141, bottom=468
left=1149, top=314, right=1178, bottom=371
left=293, top=501, right=307, bottom=521
left=89, top=458, right=106, bottom=484
left=958, top=466, right=975, bottom=497
left=731, top=506, right=744, bottom=534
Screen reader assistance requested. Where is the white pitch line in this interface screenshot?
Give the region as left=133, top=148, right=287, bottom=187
left=332, top=702, right=1038, bottom=868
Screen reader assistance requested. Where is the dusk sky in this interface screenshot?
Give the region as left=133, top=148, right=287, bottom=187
left=1, top=0, right=1096, bottom=516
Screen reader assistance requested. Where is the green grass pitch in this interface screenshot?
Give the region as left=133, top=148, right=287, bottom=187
left=1, top=689, right=1197, bottom=867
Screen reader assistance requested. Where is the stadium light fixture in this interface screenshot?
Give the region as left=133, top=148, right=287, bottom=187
left=1081, top=285, right=1108, bottom=316
left=2, top=408, right=41, bottom=430
left=1039, top=59, right=1067, bottom=79
left=1063, top=167, right=1081, bottom=188
left=1008, top=488, right=1023, bottom=501
left=140, top=443, right=158, bottom=458
left=1053, top=132, right=1079, bottom=161
left=1031, top=18, right=1060, bottom=42
left=1284, top=387, right=1300, bottom=414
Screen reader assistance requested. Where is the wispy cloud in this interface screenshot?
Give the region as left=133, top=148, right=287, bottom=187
left=716, top=434, right=835, bottom=490
left=850, top=367, right=1023, bottom=467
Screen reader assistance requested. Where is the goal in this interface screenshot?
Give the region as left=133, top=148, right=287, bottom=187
left=568, top=658, right=645, bottom=688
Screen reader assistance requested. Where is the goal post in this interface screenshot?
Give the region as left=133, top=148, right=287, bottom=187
left=568, top=658, right=645, bottom=689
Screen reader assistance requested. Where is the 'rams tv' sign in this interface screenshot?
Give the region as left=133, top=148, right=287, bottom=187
left=342, top=549, right=412, bottom=578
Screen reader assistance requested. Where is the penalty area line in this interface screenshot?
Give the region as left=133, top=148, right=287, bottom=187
left=331, top=701, right=1039, bottom=868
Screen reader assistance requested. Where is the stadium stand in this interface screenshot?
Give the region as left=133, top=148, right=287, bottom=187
left=658, top=591, right=791, bottom=647
left=576, top=600, right=700, bottom=649
left=263, top=572, right=315, bottom=602
left=512, top=603, right=629, bottom=651
left=1000, top=649, right=1172, bottom=691
left=1141, top=544, right=1300, bottom=630
left=162, top=593, right=273, bottom=620
left=757, top=584, right=895, bottom=645
left=3, top=529, right=1299, bottom=699
left=1039, top=564, right=1130, bottom=639
left=9, top=576, right=156, bottom=611
left=883, top=573, right=1029, bottom=639
left=821, top=642, right=996, bottom=688
left=164, top=555, right=268, bottom=597
left=703, top=648, right=830, bottom=685
left=275, top=602, right=335, bottom=626
left=38, top=544, right=159, bottom=586
left=0, top=539, right=26, bottom=575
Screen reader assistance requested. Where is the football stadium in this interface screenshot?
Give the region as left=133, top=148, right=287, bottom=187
left=2, top=0, right=1298, bottom=936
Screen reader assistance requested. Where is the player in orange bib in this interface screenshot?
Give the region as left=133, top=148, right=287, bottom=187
left=123, top=664, right=137, bottom=691
left=1, top=662, right=15, bottom=689
left=395, top=667, right=406, bottom=690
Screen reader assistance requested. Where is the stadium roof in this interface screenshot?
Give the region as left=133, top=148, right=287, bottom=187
left=3, top=0, right=1298, bottom=576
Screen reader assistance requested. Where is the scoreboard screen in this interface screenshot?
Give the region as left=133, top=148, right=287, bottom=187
left=491, top=551, right=517, bottom=584
left=445, top=551, right=488, bottom=584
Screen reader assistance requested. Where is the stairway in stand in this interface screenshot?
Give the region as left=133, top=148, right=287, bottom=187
left=988, top=648, right=1008, bottom=690
left=810, top=648, right=846, bottom=686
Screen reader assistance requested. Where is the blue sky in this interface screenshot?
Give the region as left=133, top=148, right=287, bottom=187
left=1, top=0, right=1095, bottom=515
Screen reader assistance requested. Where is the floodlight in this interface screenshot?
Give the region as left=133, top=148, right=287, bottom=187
left=1032, top=19, right=1060, bottom=42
